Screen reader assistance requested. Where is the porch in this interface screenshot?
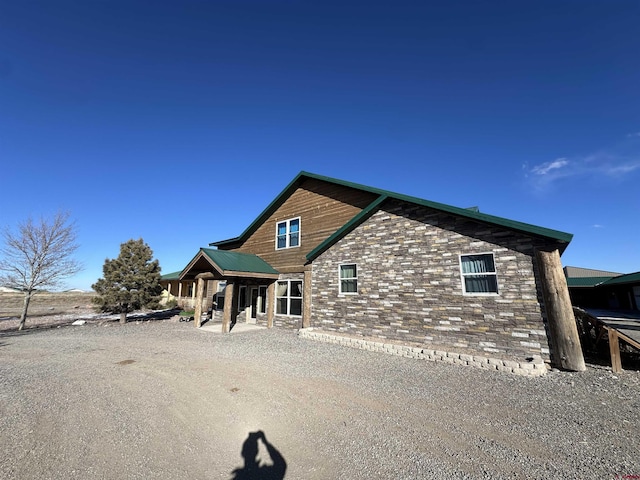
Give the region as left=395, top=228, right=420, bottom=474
left=179, top=248, right=280, bottom=332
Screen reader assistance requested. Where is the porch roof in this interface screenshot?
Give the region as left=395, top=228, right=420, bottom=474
left=601, top=271, right=640, bottom=286
left=179, top=248, right=279, bottom=281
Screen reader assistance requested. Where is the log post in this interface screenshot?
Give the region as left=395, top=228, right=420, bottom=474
left=535, top=248, right=586, bottom=371
left=266, top=282, right=275, bottom=329
left=608, top=329, right=622, bottom=373
left=222, top=281, right=234, bottom=333
left=302, top=266, right=312, bottom=328
left=194, top=277, right=205, bottom=328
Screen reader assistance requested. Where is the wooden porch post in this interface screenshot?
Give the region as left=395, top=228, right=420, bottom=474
left=178, top=282, right=183, bottom=302
left=608, top=329, right=622, bottom=373
left=222, top=281, right=234, bottom=333
left=536, top=248, right=586, bottom=371
left=266, top=282, right=275, bottom=328
left=303, top=265, right=312, bottom=328
left=194, top=277, right=205, bottom=328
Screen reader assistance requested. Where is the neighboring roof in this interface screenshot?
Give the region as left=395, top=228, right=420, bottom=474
left=600, top=271, right=640, bottom=286
left=566, top=277, right=616, bottom=288
left=160, top=271, right=182, bottom=281
left=179, top=248, right=279, bottom=280
left=564, top=266, right=623, bottom=278
left=211, top=172, right=574, bottom=256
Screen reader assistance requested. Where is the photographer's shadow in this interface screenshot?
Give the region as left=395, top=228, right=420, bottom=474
left=230, top=430, right=287, bottom=480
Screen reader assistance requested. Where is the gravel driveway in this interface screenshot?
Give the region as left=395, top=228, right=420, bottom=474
left=1, top=320, right=639, bottom=479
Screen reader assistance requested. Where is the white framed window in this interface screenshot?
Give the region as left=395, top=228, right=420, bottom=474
left=275, top=280, right=302, bottom=316
left=276, top=217, right=300, bottom=250
left=238, top=286, right=247, bottom=312
left=459, top=253, right=499, bottom=295
left=339, top=264, right=358, bottom=294
left=215, top=281, right=227, bottom=310
left=258, top=286, right=267, bottom=314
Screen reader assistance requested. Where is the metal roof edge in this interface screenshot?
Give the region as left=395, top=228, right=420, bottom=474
left=600, top=271, right=640, bottom=286
left=299, top=172, right=573, bottom=245
left=160, top=271, right=183, bottom=280
left=211, top=170, right=573, bottom=249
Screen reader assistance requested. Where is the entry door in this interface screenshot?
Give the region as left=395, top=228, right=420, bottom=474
left=249, top=287, right=259, bottom=322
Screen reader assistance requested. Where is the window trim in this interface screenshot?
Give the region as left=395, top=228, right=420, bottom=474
left=339, top=263, right=359, bottom=295
left=275, top=217, right=301, bottom=250
left=275, top=279, right=303, bottom=316
left=459, top=252, right=499, bottom=296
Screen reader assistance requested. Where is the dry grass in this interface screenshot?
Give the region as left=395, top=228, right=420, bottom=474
left=0, top=291, right=96, bottom=317
left=0, top=292, right=97, bottom=332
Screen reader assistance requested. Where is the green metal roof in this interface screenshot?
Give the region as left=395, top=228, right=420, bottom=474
left=566, top=276, right=615, bottom=288
left=600, top=271, right=640, bottom=286
left=200, top=248, right=279, bottom=275
left=211, top=171, right=573, bottom=255
left=160, top=271, right=182, bottom=281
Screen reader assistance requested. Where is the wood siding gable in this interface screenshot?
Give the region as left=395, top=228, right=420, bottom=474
left=220, top=177, right=378, bottom=273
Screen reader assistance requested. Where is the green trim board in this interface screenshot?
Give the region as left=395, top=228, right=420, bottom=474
left=211, top=171, right=573, bottom=253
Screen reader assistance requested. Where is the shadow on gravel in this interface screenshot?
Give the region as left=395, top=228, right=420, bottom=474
left=230, top=430, right=287, bottom=480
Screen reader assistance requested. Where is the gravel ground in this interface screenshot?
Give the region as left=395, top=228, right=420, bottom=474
left=1, top=319, right=639, bottom=480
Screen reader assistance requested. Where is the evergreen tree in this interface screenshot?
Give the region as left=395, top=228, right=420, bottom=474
left=92, top=238, right=162, bottom=324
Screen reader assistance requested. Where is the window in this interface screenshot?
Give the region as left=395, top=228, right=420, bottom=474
left=238, top=286, right=247, bottom=312
left=276, top=280, right=302, bottom=316
left=259, top=286, right=267, bottom=314
left=215, top=281, right=226, bottom=310
left=276, top=218, right=300, bottom=250
left=460, top=254, right=498, bottom=294
left=339, top=264, right=358, bottom=294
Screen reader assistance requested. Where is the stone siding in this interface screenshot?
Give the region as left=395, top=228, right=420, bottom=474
left=311, top=200, right=557, bottom=362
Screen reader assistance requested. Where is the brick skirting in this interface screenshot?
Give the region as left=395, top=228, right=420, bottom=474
left=298, top=328, right=549, bottom=377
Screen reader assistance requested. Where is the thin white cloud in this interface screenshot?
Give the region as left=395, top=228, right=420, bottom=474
left=526, top=134, right=640, bottom=189
left=592, top=224, right=604, bottom=229
left=531, top=158, right=569, bottom=176
left=626, top=132, right=640, bottom=138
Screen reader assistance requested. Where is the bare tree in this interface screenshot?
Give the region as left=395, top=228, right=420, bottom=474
left=0, top=212, right=82, bottom=330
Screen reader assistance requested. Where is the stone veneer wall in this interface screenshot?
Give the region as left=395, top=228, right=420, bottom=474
left=311, top=200, right=558, bottom=362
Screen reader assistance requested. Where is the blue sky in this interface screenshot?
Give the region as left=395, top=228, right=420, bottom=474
left=1, top=0, right=639, bottom=291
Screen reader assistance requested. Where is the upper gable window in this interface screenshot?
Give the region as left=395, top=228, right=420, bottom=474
left=460, top=253, right=499, bottom=295
left=276, top=218, right=300, bottom=250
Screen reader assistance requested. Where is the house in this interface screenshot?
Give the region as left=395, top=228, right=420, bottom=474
left=565, top=266, right=640, bottom=311
left=167, top=171, right=584, bottom=370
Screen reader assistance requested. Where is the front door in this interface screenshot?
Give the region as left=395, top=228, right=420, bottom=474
left=249, top=287, right=259, bottom=323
